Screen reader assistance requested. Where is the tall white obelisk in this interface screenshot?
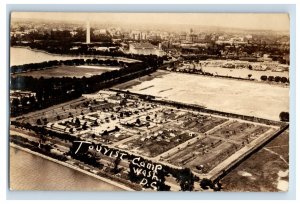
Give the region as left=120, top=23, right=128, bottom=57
left=86, top=21, right=90, bottom=44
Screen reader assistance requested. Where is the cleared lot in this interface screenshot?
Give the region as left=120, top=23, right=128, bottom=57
left=122, top=71, right=289, bottom=121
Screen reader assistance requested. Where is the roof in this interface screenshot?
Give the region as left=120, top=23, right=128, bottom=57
left=130, top=42, right=157, bottom=49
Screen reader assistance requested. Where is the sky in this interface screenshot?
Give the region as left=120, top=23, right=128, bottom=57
left=11, top=12, right=290, bottom=31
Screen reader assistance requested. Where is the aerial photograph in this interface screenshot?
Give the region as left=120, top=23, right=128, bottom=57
left=9, top=12, right=290, bottom=192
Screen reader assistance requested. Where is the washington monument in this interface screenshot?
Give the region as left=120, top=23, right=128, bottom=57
left=86, top=21, right=90, bottom=44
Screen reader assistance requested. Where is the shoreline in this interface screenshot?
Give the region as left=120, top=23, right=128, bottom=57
left=11, top=46, right=140, bottom=62
left=10, top=143, right=134, bottom=191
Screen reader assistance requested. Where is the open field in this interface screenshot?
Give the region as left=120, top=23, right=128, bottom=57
left=12, top=65, right=120, bottom=78
left=201, top=66, right=289, bottom=81
left=113, top=71, right=167, bottom=90
left=220, top=129, right=289, bottom=192
left=117, top=71, right=289, bottom=121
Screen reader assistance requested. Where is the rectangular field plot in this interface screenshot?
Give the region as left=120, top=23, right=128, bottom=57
left=176, top=112, right=228, bottom=133
left=208, top=121, right=271, bottom=143
left=80, top=129, right=134, bottom=145
left=116, top=127, right=196, bottom=158
left=162, top=136, right=241, bottom=174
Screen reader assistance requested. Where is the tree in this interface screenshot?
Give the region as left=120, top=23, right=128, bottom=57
left=75, top=118, right=81, bottom=127
left=279, top=112, right=289, bottom=122
left=281, top=77, right=288, bottom=83
left=248, top=74, right=252, bottom=79
left=136, top=118, right=141, bottom=125
left=102, top=130, right=108, bottom=136
left=11, top=98, right=20, bottom=107
left=112, top=157, right=121, bottom=174
left=200, top=178, right=214, bottom=190
left=268, top=76, right=274, bottom=81
left=21, top=97, right=29, bottom=107
left=128, top=162, right=139, bottom=183
left=82, top=122, right=88, bottom=130
left=36, top=119, right=42, bottom=125
left=176, top=168, right=195, bottom=191
left=42, top=118, right=48, bottom=125
left=274, top=76, right=281, bottom=83
left=260, top=75, right=268, bottom=81
left=69, top=128, right=74, bottom=134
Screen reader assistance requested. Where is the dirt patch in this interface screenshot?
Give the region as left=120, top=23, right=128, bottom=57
left=125, top=72, right=289, bottom=120
left=113, top=70, right=169, bottom=90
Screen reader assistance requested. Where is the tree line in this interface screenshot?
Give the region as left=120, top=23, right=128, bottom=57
left=260, top=75, right=289, bottom=84
left=10, top=56, right=163, bottom=117
left=12, top=58, right=120, bottom=74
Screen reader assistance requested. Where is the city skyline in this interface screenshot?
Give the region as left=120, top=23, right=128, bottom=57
left=11, top=12, right=290, bottom=31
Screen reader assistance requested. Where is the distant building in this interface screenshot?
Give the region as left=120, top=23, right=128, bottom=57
left=187, top=34, right=198, bottom=43
left=130, top=30, right=147, bottom=40
left=179, top=32, right=187, bottom=41
left=128, top=42, right=165, bottom=56
left=10, top=90, right=36, bottom=102
left=93, top=29, right=107, bottom=35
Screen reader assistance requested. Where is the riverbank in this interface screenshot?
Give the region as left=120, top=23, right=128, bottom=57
left=10, top=143, right=134, bottom=191
left=10, top=46, right=140, bottom=63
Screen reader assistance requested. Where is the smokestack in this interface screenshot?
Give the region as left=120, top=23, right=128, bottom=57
left=86, top=21, right=90, bottom=44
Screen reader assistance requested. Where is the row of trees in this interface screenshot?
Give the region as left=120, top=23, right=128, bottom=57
left=11, top=58, right=125, bottom=74
left=260, top=75, right=289, bottom=83
left=67, top=139, right=198, bottom=191
left=10, top=134, right=68, bottom=162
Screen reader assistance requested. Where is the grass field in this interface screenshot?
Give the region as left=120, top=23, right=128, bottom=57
left=12, top=65, right=120, bottom=78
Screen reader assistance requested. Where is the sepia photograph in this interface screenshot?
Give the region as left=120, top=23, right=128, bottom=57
left=9, top=12, right=290, bottom=192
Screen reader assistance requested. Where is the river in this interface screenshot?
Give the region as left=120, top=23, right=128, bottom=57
left=10, top=146, right=122, bottom=191
left=10, top=47, right=91, bottom=66
left=9, top=47, right=128, bottom=191
left=10, top=47, right=139, bottom=66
